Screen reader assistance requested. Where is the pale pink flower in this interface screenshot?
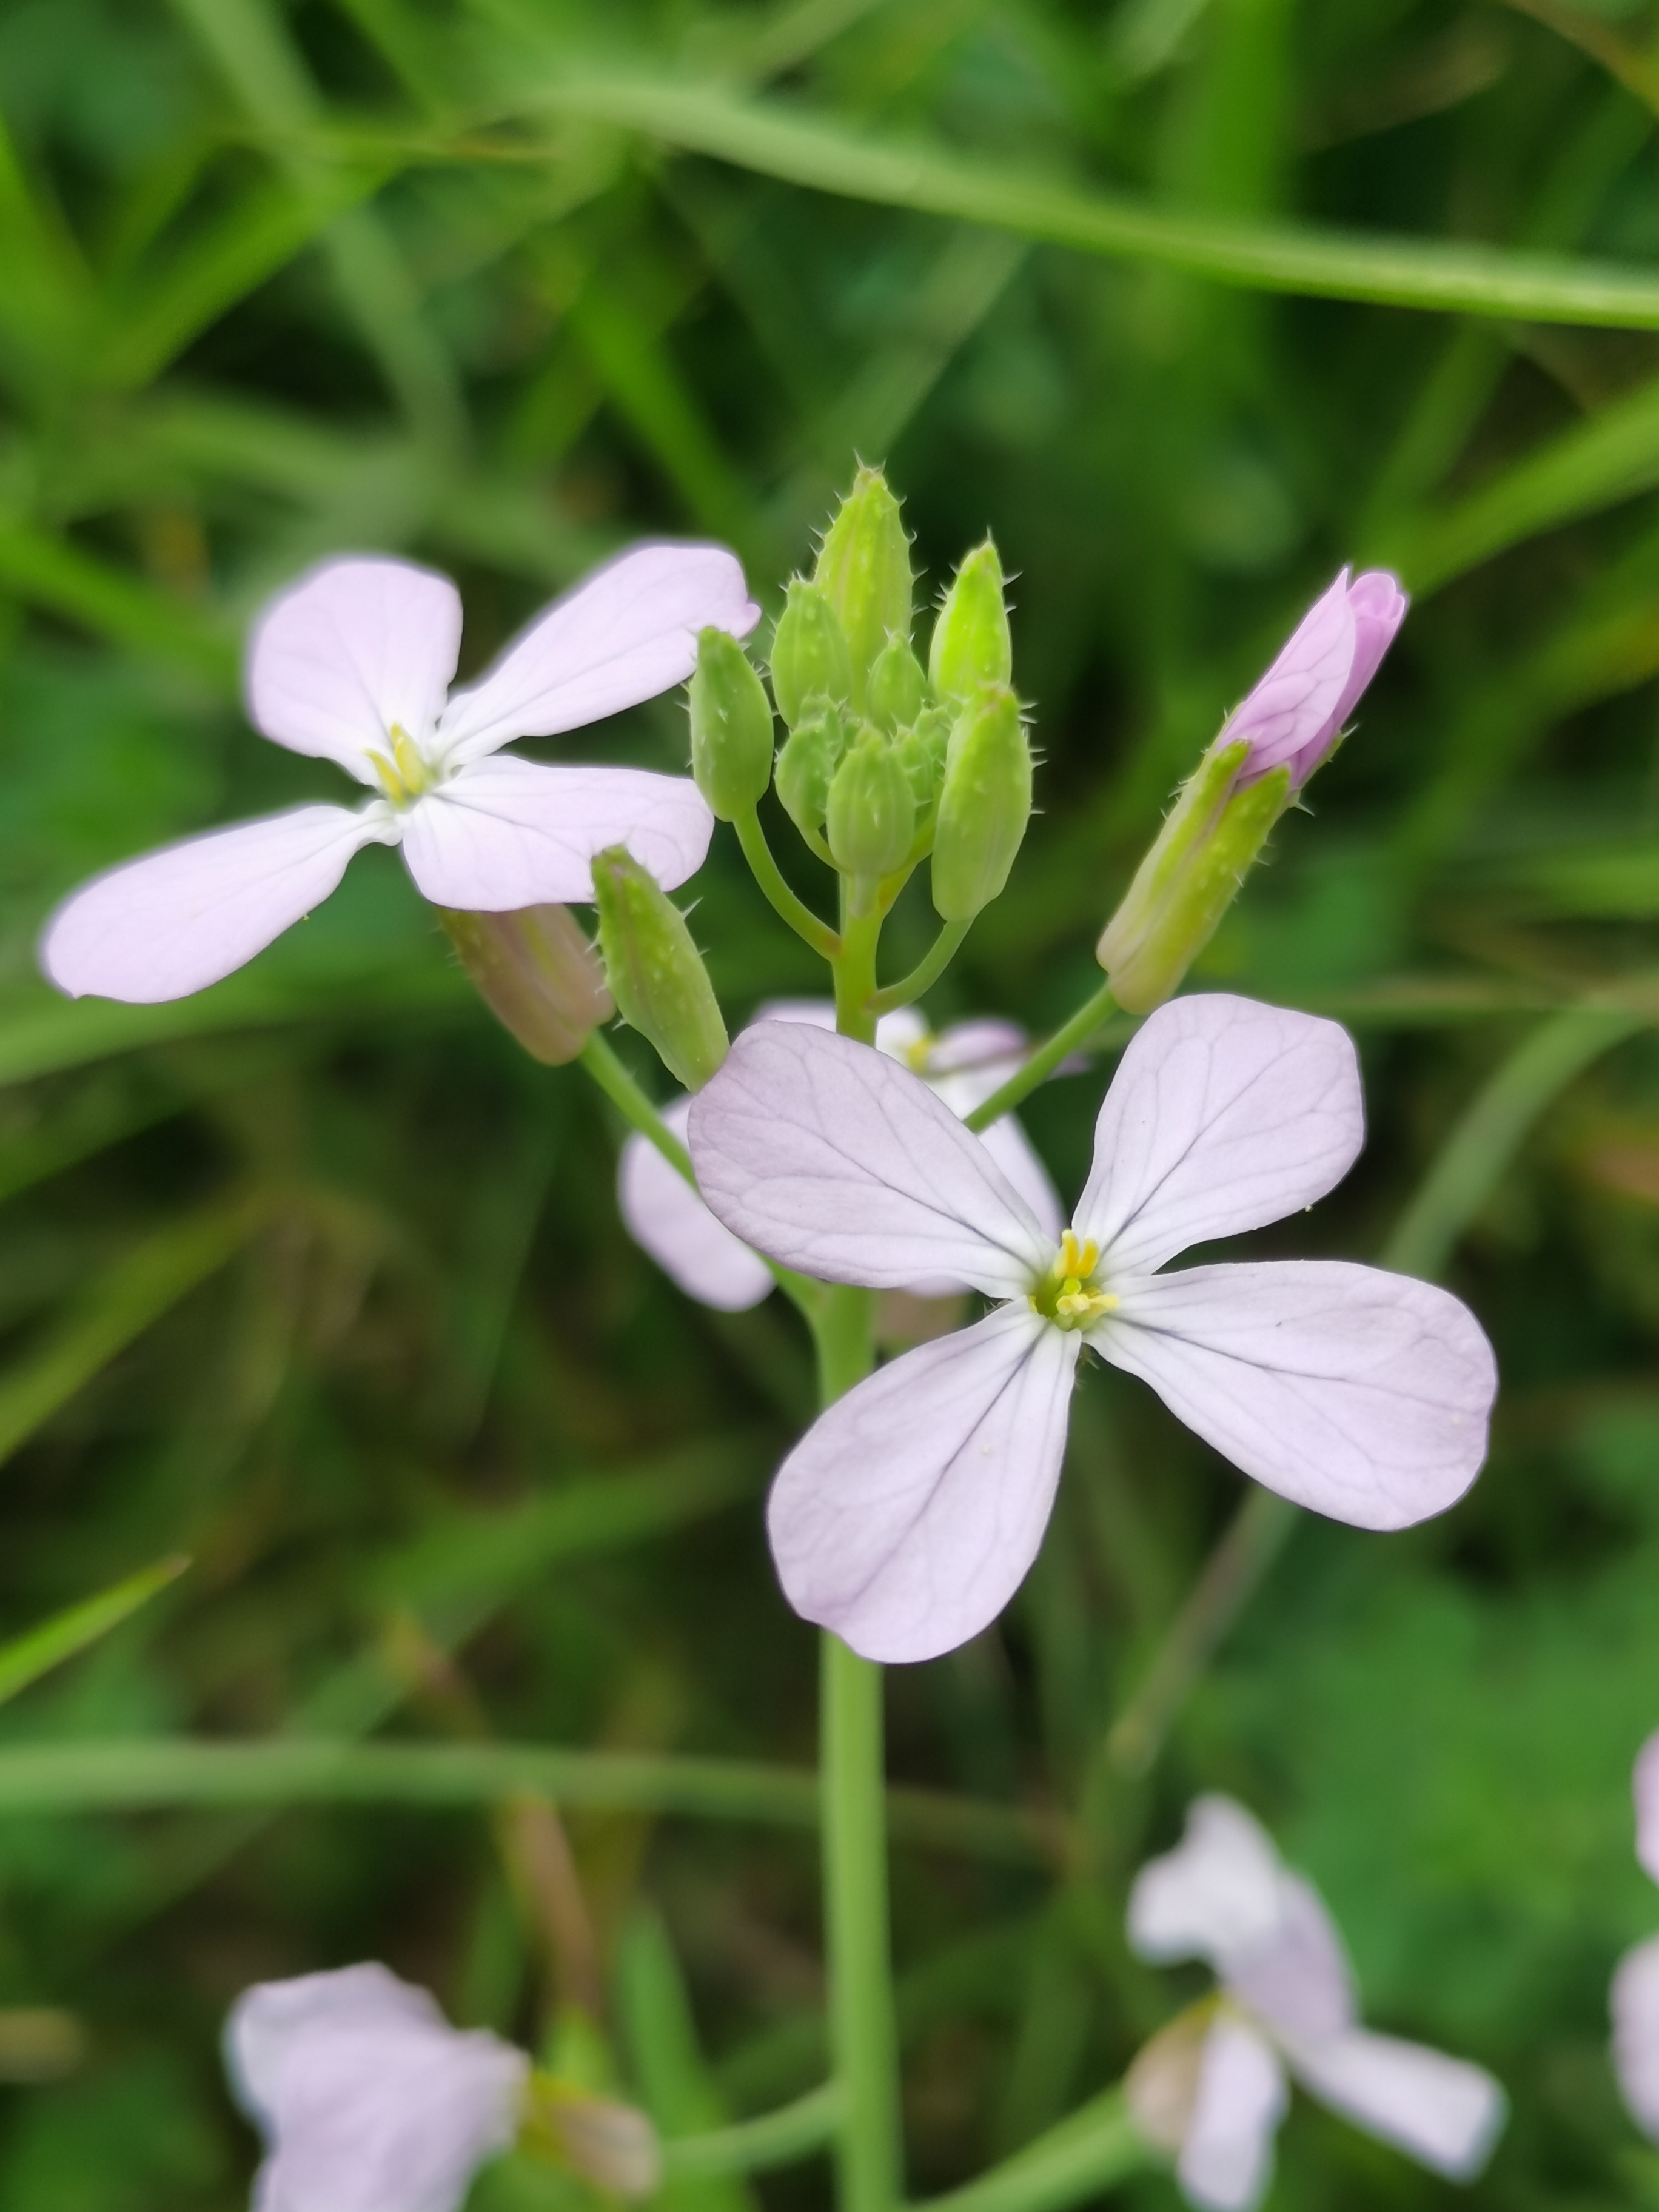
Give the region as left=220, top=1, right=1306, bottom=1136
left=618, top=1004, right=1062, bottom=1311
left=1227, top=568, right=1407, bottom=789
left=41, top=545, right=757, bottom=1004
left=225, top=1963, right=527, bottom=2212
left=1612, top=1732, right=1659, bottom=2137
left=687, top=993, right=1496, bottom=1662
left=1127, top=1797, right=1506, bottom=2210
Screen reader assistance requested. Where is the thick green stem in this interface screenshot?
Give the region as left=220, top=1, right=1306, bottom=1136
left=735, top=806, right=841, bottom=960
left=835, top=903, right=884, bottom=1044
left=965, top=979, right=1117, bottom=1131
left=869, top=919, right=970, bottom=1017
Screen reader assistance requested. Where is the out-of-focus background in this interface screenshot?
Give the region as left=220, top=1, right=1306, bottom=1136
left=5, top=0, right=1659, bottom=2204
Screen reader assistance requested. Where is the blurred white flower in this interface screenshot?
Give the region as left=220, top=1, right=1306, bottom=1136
left=226, top=1962, right=527, bottom=2212
left=1127, top=1797, right=1506, bottom=2211
left=1612, top=1731, right=1659, bottom=2137
left=617, top=1002, right=1062, bottom=1312
left=41, top=544, right=757, bottom=1004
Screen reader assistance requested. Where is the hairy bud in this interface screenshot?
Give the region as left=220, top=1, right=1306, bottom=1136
left=929, top=539, right=1011, bottom=701
left=689, top=627, right=773, bottom=820
left=814, top=466, right=912, bottom=708
left=769, top=581, right=853, bottom=729
left=866, top=635, right=928, bottom=734
left=1096, top=740, right=1290, bottom=1014
left=591, top=847, right=728, bottom=1091
left=930, top=686, right=1031, bottom=921
left=440, top=905, right=612, bottom=1065
left=826, top=728, right=916, bottom=879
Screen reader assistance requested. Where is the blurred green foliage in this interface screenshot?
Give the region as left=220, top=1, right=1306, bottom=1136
left=10, top=0, right=1659, bottom=2207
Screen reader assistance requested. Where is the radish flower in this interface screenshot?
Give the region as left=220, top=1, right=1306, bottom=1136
left=618, top=1005, right=1062, bottom=1311
left=1227, top=567, right=1407, bottom=790
left=686, top=993, right=1496, bottom=1661
left=41, top=545, right=758, bottom=1004
left=1612, top=1732, right=1659, bottom=2137
left=226, top=1963, right=527, bottom=2212
left=1127, top=1797, right=1505, bottom=2210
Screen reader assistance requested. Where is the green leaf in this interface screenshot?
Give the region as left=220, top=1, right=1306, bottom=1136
left=0, top=1557, right=189, bottom=1712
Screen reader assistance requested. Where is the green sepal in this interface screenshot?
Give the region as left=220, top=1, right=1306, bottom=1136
left=689, top=627, right=774, bottom=820
left=813, top=465, right=912, bottom=709
left=895, top=705, right=951, bottom=861
left=769, top=580, right=854, bottom=729
left=438, top=904, right=614, bottom=1065
left=928, top=538, right=1011, bottom=701
left=930, top=685, right=1032, bottom=921
left=1095, top=740, right=1290, bottom=1014
left=866, top=635, right=928, bottom=734
left=775, top=704, right=850, bottom=840
left=591, top=846, right=729, bottom=1091
left=826, top=728, right=916, bottom=878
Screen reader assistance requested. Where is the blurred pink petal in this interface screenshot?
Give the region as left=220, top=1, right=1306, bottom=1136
left=1094, top=1261, right=1496, bottom=1530
left=619, top=1100, right=773, bottom=1312
left=1614, top=1934, right=1659, bottom=2140
left=688, top=1023, right=1051, bottom=1301
left=247, top=557, right=461, bottom=782
left=1227, top=1877, right=1355, bottom=2043
left=400, top=758, right=714, bottom=908
left=226, top=1963, right=526, bottom=2212
left=39, top=806, right=386, bottom=1004
left=1074, top=995, right=1363, bottom=1275
left=437, top=543, right=759, bottom=766
left=1286, top=2029, right=1506, bottom=2177
left=1177, top=2017, right=1287, bottom=2212
left=1635, top=1732, right=1659, bottom=1886
left=1129, top=1798, right=1289, bottom=1968
left=766, top=1304, right=1077, bottom=1662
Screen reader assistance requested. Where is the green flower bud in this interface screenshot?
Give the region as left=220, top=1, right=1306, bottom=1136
left=895, top=705, right=951, bottom=860
left=928, top=538, right=1012, bottom=701
left=930, top=686, right=1032, bottom=921
left=439, top=904, right=613, bottom=1065
left=775, top=705, right=850, bottom=840
left=689, top=626, right=773, bottom=820
left=814, top=464, right=912, bottom=708
left=1096, top=739, right=1291, bottom=1015
left=826, top=728, right=916, bottom=879
left=591, top=846, right=728, bottom=1090
left=769, top=580, right=853, bottom=728
left=866, top=634, right=928, bottom=734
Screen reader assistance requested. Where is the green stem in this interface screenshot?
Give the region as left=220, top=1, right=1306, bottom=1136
left=735, top=806, right=841, bottom=960
left=965, top=979, right=1118, bottom=1132
left=835, top=905, right=885, bottom=1044
left=869, top=919, right=970, bottom=1017
left=664, top=2082, right=843, bottom=2177
left=913, top=2090, right=1150, bottom=2212
left=580, top=1030, right=819, bottom=1316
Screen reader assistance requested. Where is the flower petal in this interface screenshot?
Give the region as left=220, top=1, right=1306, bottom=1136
left=1635, top=1732, right=1659, bottom=1888
left=1614, top=1934, right=1659, bottom=2140
left=1128, top=1797, right=1290, bottom=1970
left=1307, top=570, right=1407, bottom=783
left=1094, top=1260, right=1495, bottom=1530
left=618, top=1099, right=773, bottom=1312
left=766, top=1304, right=1078, bottom=1663
left=1286, top=2028, right=1506, bottom=2178
left=1226, top=1875, right=1355, bottom=2042
left=1224, top=569, right=1355, bottom=783
left=1176, top=2017, right=1287, bottom=2212
left=39, top=806, right=383, bottom=1004
left=401, top=759, right=714, bottom=908
left=1075, top=996, right=1364, bottom=1275
left=226, top=1963, right=527, bottom=2212
left=437, top=543, right=760, bottom=764
left=246, top=557, right=462, bottom=782
left=688, top=1023, right=1053, bottom=1298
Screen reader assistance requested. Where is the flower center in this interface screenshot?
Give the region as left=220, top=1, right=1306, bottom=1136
left=367, top=723, right=435, bottom=807
left=1030, top=1229, right=1119, bottom=1330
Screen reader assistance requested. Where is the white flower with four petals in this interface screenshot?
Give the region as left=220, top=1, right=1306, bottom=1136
left=686, top=992, right=1497, bottom=1662
left=41, top=544, right=757, bottom=1004
left=1127, top=1796, right=1506, bottom=2210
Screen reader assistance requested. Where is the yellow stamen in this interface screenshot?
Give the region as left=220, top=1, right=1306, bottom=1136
left=1029, top=1227, right=1118, bottom=1329
left=367, top=723, right=434, bottom=806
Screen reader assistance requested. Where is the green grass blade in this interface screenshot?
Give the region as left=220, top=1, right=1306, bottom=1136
left=533, top=75, right=1659, bottom=329
left=0, top=1557, right=189, bottom=1711
left=0, top=520, right=233, bottom=680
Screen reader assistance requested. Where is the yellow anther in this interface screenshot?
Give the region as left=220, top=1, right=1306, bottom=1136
left=366, top=723, right=433, bottom=808
left=904, top=1035, right=934, bottom=1073
left=1030, top=1228, right=1118, bottom=1329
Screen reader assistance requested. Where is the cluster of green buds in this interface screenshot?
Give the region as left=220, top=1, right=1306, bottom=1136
left=697, top=464, right=1033, bottom=923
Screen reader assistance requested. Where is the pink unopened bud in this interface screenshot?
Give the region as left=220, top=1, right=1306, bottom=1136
left=1226, top=568, right=1407, bottom=791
